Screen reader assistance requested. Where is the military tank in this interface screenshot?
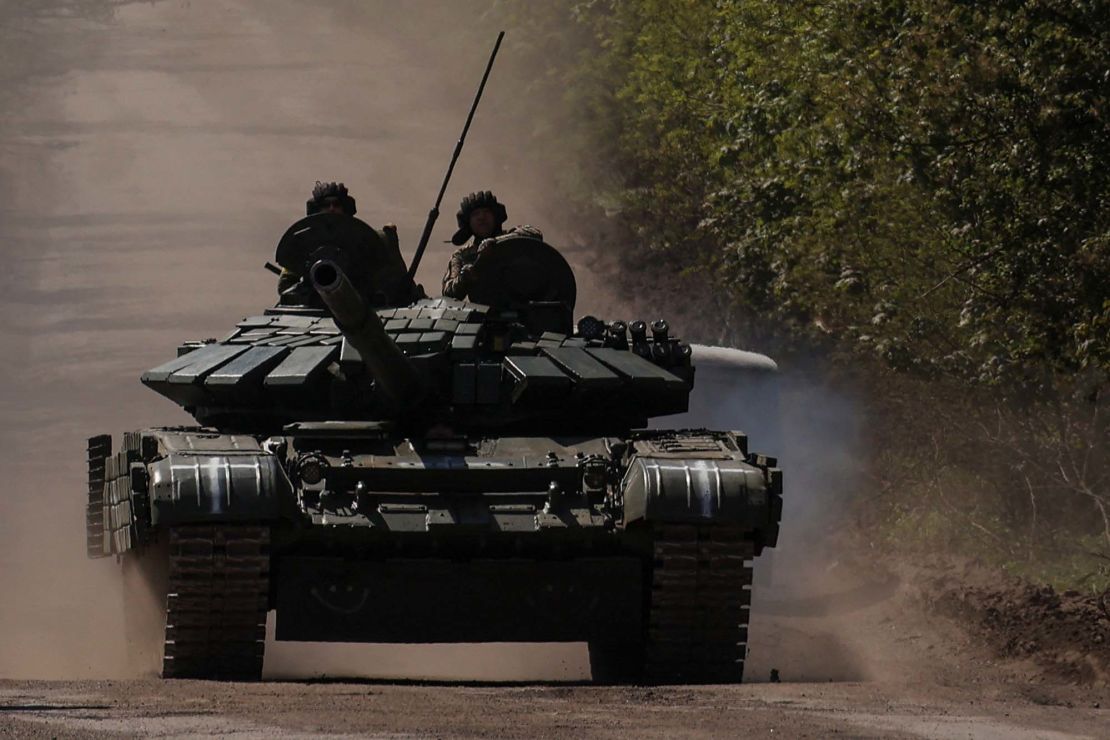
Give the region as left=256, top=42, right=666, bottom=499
left=86, top=212, right=782, bottom=683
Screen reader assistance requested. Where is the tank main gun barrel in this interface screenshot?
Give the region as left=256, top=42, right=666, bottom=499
left=310, top=259, right=424, bottom=408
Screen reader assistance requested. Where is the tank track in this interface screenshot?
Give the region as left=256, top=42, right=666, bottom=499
left=163, top=525, right=270, bottom=680
left=645, top=525, right=754, bottom=684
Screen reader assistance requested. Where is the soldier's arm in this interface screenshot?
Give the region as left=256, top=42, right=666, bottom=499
left=441, top=251, right=472, bottom=299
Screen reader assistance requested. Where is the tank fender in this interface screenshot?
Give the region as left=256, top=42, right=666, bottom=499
left=147, top=450, right=295, bottom=526
left=621, top=455, right=782, bottom=537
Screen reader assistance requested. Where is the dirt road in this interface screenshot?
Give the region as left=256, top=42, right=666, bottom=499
left=0, top=675, right=1104, bottom=739
left=0, top=2, right=1107, bottom=737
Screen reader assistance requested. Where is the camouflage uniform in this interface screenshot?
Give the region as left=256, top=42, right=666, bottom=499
left=441, top=224, right=543, bottom=300
left=441, top=191, right=543, bottom=300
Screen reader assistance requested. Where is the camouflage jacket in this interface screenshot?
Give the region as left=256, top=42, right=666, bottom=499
left=441, top=225, right=543, bottom=299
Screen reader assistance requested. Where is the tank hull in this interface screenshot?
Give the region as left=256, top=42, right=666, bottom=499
left=89, top=425, right=780, bottom=683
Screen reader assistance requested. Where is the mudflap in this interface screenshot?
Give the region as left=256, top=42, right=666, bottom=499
left=147, top=450, right=294, bottom=526
left=274, top=556, right=643, bottom=644
left=621, top=453, right=783, bottom=550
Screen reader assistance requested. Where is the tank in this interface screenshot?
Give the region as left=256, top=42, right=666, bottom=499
left=86, top=212, right=783, bottom=684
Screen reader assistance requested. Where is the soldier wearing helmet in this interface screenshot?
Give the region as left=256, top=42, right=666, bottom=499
left=441, top=190, right=542, bottom=300
left=306, top=180, right=358, bottom=217
left=278, top=181, right=411, bottom=299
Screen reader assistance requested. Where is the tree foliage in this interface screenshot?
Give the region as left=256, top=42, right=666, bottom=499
left=511, top=0, right=1110, bottom=391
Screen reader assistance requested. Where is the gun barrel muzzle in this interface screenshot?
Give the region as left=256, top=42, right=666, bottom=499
left=310, top=259, right=424, bottom=409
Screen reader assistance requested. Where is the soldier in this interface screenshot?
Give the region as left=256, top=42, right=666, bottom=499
left=441, top=190, right=542, bottom=299
left=278, top=182, right=414, bottom=302
left=306, top=180, right=357, bottom=217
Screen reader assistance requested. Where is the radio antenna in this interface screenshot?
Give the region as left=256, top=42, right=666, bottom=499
left=407, top=31, right=505, bottom=282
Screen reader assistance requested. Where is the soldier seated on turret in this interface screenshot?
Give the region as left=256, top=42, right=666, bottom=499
left=440, top=190, right=542, bottom=300
left=277, top=181, right=410, bottom=298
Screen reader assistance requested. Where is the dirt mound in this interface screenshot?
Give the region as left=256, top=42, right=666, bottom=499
left=918, top=562, right=1110, bottom=685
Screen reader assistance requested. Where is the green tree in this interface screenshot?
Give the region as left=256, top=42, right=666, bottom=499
left=511, top=0, right=1110, bottom=389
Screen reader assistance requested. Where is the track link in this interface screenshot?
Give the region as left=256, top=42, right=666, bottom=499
left=163, top=525, right=270, bottom=680
left=645, top=525, right=754, bottom=684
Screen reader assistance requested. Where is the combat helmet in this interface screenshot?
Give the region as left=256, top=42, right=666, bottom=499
left=307, top=181, right=357, bottom=216
left=451, top=190, right=507, bottom=245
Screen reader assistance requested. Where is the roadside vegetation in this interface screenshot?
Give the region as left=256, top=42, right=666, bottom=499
left=505, top=0, right=1110, bottom=591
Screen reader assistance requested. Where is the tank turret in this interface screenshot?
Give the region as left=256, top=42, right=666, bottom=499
left=309, top=258, right=424, bottom=409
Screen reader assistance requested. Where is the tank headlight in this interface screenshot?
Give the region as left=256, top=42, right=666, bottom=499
left=295, top=453, right=329, bottom=485
left=583, top=468, right=606, bottom=490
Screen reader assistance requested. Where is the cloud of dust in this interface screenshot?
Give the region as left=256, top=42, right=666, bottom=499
left=674, top=355, right=898, bottom=683
left=683, top=351, right=949, bottom=685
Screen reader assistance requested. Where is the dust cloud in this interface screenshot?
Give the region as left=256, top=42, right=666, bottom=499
left=0, top=0, right=880, bottom=683
left=678, top=358, right=911, bottom=684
